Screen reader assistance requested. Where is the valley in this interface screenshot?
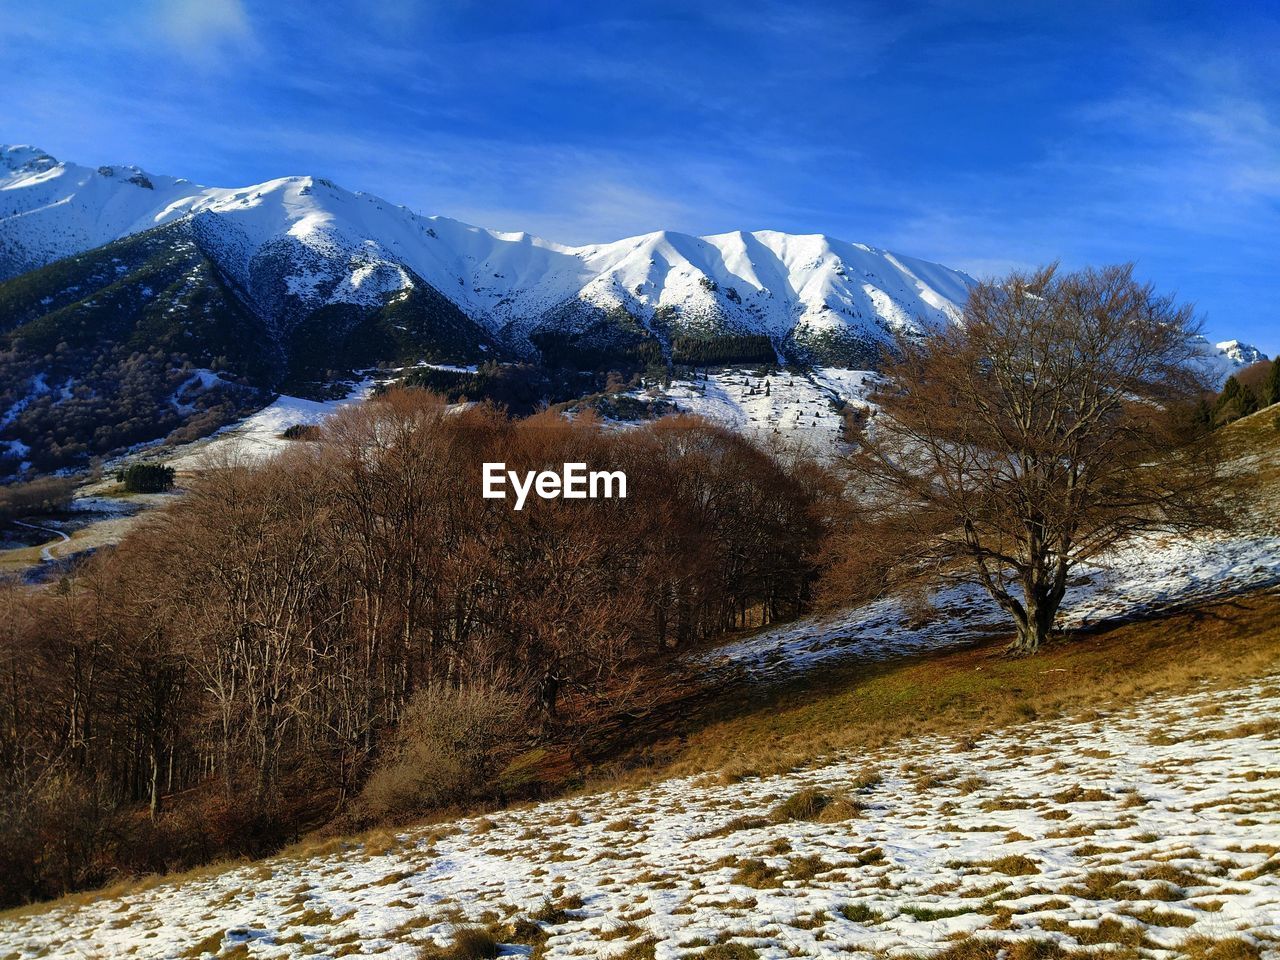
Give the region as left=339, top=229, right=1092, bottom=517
left=1, top=386, right=1278, bottom=960
left=3, top=553, right=1277, bottom=960
left=4, top=5, right=1279, bottom=958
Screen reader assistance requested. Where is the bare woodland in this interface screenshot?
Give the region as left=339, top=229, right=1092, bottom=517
left=0, top=395, right=827, bottom=905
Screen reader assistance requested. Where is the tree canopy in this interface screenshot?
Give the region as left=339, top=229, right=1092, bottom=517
left=845, top=263, right=1227, bottom=653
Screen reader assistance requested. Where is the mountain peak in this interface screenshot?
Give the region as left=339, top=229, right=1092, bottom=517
left=1216, top=339, right=1267, bottom=365
left=1, top=144, right=58, bottom=174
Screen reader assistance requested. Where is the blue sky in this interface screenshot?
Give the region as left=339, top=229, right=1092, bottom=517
left=2, top=0, right=1277, bottom=353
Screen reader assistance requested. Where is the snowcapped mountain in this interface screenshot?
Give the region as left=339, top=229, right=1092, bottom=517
left=0, top=145, right=1263, bottom=477
left=1191, top=337, right=1270, bottom=388
left=1215, top=339, right=1267, bottom=369
left=0, top=145, right=207, bottom=278
left=0, top=145, right=972, bottom=369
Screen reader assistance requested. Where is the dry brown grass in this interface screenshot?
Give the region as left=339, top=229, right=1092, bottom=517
left=418, top=926, right=500, bottom=960
left=1178, top=935, right=1262, bottom=960
left=726, top=857, right=785, bottom=889
left=978, top=854, right=1041, bottom=876
left=1194, top=717, right=1280, bottom=741
left=622, top=587, right=1280, bottom=788
left=768, top=787, right=862, bottom=824
left=1039, top=916, right=1150, bottom=948
left=930, top=930, right=1264, bottom=960
left=613, top=937, right=658, bottom=960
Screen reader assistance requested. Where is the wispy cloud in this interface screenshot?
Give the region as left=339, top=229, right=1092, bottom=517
left=1063, top=45, right=1280, bottom=216
left=1, top=1, right=1277, bottom=352
left=151, top=0, right=257, bottom=66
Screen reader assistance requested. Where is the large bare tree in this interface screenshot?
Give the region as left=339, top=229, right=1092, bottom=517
left=848, top=263, right=1226, bottom=653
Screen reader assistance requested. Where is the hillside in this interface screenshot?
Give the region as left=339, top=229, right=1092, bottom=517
left=1, top=383, right=1278, bottom=960
left=3, top=594, right=1276, bottom=960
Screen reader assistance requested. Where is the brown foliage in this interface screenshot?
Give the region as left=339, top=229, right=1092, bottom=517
left=358, top=679, right=529, bottom=818
left=0, top=475, right=77, bottom=523
left=837, top=263, right=1228, bottom=651
left=0, top=392, right=826, bottom=904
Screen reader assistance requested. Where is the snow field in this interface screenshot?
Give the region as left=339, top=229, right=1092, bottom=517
left=632, top=367, right=874, bottom=458
left=706, top=530, right=1280, bottom=683
left=166, top=381, right=374, bottom=470
left=4, top=671, right=1277, bottom=958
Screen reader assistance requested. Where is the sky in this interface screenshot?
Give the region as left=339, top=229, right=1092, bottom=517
left=1, top=0, right=1277, bottom=353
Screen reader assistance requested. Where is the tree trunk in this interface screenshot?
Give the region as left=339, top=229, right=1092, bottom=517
left=148, top=742, right=161, bottom=819
left=1009, top=587, right=1059, bottom=654
left=1010, top=620, right=1042, bottom=654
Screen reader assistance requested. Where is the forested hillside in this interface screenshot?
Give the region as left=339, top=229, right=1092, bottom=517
left=0, top=394, right=829, bottom=905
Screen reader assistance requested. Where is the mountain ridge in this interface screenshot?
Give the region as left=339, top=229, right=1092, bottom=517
left=4, top=144, right=1265, bottom=374
left=0, top=144, right=974, bottom=366
left=0, top=144, right=1267, bottom=477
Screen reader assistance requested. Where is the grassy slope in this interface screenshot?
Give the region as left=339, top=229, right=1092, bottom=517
left=578, top=408, right=1280, bottom=789
left=4, top=408, right=1278, bottom=926
left=635, top=589, right=1280, bottom=786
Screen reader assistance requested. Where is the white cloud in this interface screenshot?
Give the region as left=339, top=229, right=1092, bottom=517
left=153, top=0, right=256, bottom=64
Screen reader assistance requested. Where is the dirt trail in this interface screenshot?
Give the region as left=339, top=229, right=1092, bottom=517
left=11, top=518, right=70, bottom=562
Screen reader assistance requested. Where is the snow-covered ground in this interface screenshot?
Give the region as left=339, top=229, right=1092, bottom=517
left=628, top=367, right=874, bottom=458
left=167, top=381, right=373, bottom=470
left=707, top=530, right=1280, bottom=680
left=6, top=670, right=1277, bottom=959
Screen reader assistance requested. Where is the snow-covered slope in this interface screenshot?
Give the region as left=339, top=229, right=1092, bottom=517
left=7, top=142, right=1265, bottom=381
left=6, top=667, right=1277, bottom=959
left=5, top=144, right=1268, bottom=381
left=0, top=145, right=973, bottom=362
left=707, top=527, right=1280, bottom=680
left=596, top=367, right=874, bottom=459
left=1191, top=336, right=1270, bottom=388
left=0, top=145, right=210, bottom=278
left=1217, top=339, right=1268, bottom=368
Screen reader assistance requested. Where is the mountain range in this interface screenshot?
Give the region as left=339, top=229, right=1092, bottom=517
left=0, top=144, right=1266, bottom=476
left=0, top=144, right=974, bottom=368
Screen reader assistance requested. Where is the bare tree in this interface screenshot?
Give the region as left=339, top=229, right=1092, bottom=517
left=848, top=263, right=1226, bottom=653
left=0, top=388, right=831, bottom=905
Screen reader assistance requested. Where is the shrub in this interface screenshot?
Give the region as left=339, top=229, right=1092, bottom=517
left=770, top=787, right=829, bottom=822
left=118, top=462, right=175, bottom=493
left=505, top=917, right=547, bottom=946
left=850, top=768, right=883, bottom=791
left=282, top=423, right=321, bottom=441
left=532, top=896, right=582, bottom=924
left=769, top=787, right=862, bottom=823
left=788, top=853, right=832, bottom=881
left=729, top=858, right=784, bottom=888
left=420, top=927, right=499, bottom=960
left=358, top=680, right=529, bottom=819
left=0, top=475, right=76, bottom=523
left=0, top=764, right=117, bottom=904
